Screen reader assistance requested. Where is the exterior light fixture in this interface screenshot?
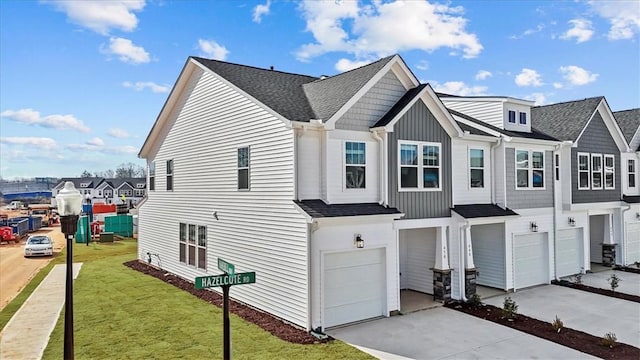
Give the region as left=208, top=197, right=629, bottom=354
left=568, top=217, right=576, bottom=227
left=530, top=222, right=538, bottom=232
left=57, top=181, right=83, bottom=360
left=355, top=234, right=364, bottom=248
left=636, top=213, right=640, bottom=220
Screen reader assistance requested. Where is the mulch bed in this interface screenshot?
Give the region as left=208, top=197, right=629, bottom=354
left=551, top=280, right=640, bottom=303
left=124, top=260, right=325, bottom=345
left=445, top=301, right=640, bottom=360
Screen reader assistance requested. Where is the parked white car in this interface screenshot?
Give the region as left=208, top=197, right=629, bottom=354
left=24, top=235, right=53, bottom=257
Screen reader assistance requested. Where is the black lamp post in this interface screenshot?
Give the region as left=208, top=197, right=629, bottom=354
left=57, top=181, right=82, bottom=360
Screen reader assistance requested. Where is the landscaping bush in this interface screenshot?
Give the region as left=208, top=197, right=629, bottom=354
left=501, top=296, right=518, bottom=320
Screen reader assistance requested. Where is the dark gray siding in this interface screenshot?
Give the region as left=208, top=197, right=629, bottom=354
left=388, top=101, right=452, bottom=219
left=572, top=112, right=621, bottom=203
left=505, top=149, right=554, bottom=209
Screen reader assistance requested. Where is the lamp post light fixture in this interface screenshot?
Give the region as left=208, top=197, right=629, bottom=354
left=355, top=234, right=365, bottom=248
left=57, top=181, right=83, bottom=360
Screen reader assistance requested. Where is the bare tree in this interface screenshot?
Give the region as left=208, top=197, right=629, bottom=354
left=80, top=170, right=93, bottom=178
left=115, top=162, right=145, bottom=178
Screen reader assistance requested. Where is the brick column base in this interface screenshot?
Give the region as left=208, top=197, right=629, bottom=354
left=602, top=244, right=617, bottom=267
left=432, top=269, right=451, bottom=303
left=465, top=268, right=478, bottom=299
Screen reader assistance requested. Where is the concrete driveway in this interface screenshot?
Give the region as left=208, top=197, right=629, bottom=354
left=483, top=285, right=640, bottom=348
left=329, top=307, right=596, bottom=359
left=569, top=269, right=640, bottom=296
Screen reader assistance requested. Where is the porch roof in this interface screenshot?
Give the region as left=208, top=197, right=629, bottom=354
left=452, top=204, right=518, bottom=218
left=622, top=195, right=640, bottom=204
left=294, top=200, right=402, bottom=218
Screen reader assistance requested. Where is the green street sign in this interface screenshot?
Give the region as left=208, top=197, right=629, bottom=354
left=217, top=258, right=235, bottom=275
left=195, top=272, right=256, bottom=289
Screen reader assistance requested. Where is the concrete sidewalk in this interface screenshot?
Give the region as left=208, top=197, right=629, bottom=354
left=0, top=263, right=82, bottom=360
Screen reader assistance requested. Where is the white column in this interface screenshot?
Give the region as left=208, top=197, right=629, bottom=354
left=464, top=225, right=475, bottom=269
left=434, top=226, right=450, bottom=270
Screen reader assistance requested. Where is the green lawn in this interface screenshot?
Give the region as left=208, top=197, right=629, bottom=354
left=16, top=240, right=375, bottom=359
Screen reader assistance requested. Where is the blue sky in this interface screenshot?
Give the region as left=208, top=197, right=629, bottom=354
left=1, top=0, right=639, bottom=180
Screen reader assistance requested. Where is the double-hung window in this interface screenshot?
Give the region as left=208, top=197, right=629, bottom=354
left=516, top=150, right=544, bottom=189
left=166, top=159, right=174, bottom=191
left=604, top=155, right=615, bottom=189
left=345, top=142, right=366, bottom=189
left=399, top=141, right=441, bottom=190
left=591, top=154, right=603, bottom=189
left=179, top=223, right=187, bottom=263
left=519, top=112, right=527, bottom=125
left=197, top=225, right=207, bottom=269
left=469, top=148, right=484, bottom=188
left=508, top=110, right=516, bottom=123
left=149, top=162, right=155, bottom=191
left=238, top=147, right=250, bottom=190
left=629, top=159, right=636, bottom=188
left=179, top=223, right=206, bottom=270
left=578, top=153, right=590, bottom=189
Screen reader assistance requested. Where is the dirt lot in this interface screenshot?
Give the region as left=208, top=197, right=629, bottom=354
left=0, top=225, right=67, bottom=310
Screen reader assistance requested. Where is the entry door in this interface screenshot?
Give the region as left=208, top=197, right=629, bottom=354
left=513, top=233, right=549, bottom=289
left=556, top=228, right=583, bottom=277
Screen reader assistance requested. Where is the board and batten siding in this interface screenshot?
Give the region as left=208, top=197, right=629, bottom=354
left=336, top=71, right=407, bottom=131
left=505, top=149, right=554, bottom=209
left=452, top=139, right=492, bottom=205
left=138, top=68, right=309, bottom=328
left=440, top=100, right=504, bottom=128
left=572, top=112, right=622, bottom=203
left=387, top=100, right=452, bottom=219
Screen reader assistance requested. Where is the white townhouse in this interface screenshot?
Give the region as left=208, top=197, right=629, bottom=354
left=52, top=177, right=146, bottom=208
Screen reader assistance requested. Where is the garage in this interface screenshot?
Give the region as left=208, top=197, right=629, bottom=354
left=556, top=228, right=584, bottom=278
left=323, top=248, right=386, bottom=328
left=513, top=233, right=549, bottom=289
left=626, top=222, right=640, bottom=264
left=471, top=224, right=506, bottom=289
left=399, top=228, right=436, bottom=294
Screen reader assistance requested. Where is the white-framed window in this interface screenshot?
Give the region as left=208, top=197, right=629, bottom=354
left=469, top=148, right=484, bottom=188
left=105, top=190, right=112, bottom=197
left=398, top=141, right=441, bottom=191
left=591, top=154, right=603, bottom=189
left=166, top=159, right=174, bottom=191
left=604, top=155, right=615, bottom=189
left=80, top=183, right=90, bottom=188
left=629, top=159, right=636, bottom=188
left=178, top=223, right=207, bottom=270
left=508, top=110, right=516, bottom=123
left=197, top=225, right=206, bottom=269
left=519, top=112, right=527, bottom=125
left=238, top=147, right=250, bottom=190
left=578, top=153, right=590, bottom=189
left=516, top=150, right=544, bottom=189
left=136, top=183, right=145, bottom=188
left=149, top=162, right=155, bottom=191
left=345, top=141, right=366, bottom=189
left=134, top=189, right=144, bottom=196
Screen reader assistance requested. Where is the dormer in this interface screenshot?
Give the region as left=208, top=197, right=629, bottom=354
left=439, top=95, right=534, bottom=133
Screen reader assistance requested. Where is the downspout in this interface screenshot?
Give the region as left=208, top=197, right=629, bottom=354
left=490, top=137, right=503, bottom=205
left=621, top=204, right=632, bottom=265
left=552, top=143, right=561, bottom=279
left=384, top=132, right=389, bottom=206
left=371, top=130, right=385, bottom=205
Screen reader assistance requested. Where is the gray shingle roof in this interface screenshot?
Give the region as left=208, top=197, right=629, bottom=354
left=449, top=109, right=558, bottom=141
left=372, top=84, right=427, bottom=128
left=452, top=204, right=518, bottom=218
left=613, top=108, right=640, bottom=144
left=531, top=97, right=603, bottom=141
left=294, top=200, right=402, bottom=218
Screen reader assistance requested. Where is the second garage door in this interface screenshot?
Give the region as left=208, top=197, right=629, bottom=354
left=556, top=228, right=583, bottom=278
left=324, top=248, right=386, bottom=328
left=626, top=222, right=640, bottom=265
left=513, top=233, right=549, bottom=289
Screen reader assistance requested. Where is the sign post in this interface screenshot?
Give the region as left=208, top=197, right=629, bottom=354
left=196, top=259, right=255, bottom=360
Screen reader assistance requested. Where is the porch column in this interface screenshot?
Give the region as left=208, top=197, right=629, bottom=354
left=434, top=226, right=450, bottom=270
left=432, top=226, right=451, bottom=302
left=463, top=224, right=478, bottom=299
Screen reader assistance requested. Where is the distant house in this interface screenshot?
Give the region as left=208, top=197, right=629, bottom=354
left=52, top=177, right=146, bottom=208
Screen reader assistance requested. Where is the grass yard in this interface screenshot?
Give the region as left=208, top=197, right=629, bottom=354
left=32, top=240, right=372, bottom=359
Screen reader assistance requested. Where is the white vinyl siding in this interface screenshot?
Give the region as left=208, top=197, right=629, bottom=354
left=442, top=100, right=503, bottom=128
left=138, top=67, right=309, bottom=328
left=452, top=140, right=491, bottom=205
left=297, top=130, right=322, bottom=200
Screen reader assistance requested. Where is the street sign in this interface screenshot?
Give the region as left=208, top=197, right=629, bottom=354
left=217, top=258, right=235, bottom=276
left=195, top=272, right=256, bottom=289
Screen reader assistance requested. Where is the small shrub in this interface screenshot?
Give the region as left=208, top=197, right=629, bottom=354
left=501, top=296, right=518, bottom=320
left=600, top=332, right=617, bottom=348
left=468, top=293, right=482, bottom=308
left=551, top=315, right=563, bottom=333
left=608, top=274, right=621, bottom=292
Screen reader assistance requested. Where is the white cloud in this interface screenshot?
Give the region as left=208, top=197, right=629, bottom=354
left=509, top=23, right=545, bottom=39
left=335, top=58, right=374, bottom=72
left=560, top=19, right=594, bottom=43
left=296, top=0, right=482, bottom=61
left=415, top=60, right=429, bottom=71
left=107, top=128, right=131, bottom=138
left=106, top=145, right=138, bottom=154
left=253, top=0, right=271, bottom=23
left=86, top=137, right=104, bottom=146
left=430, top=81, right=488, bottom=96
left=122, top=81, right=170, bottom=93
left=589, top=0, right=640, bottom=40
left=101, top=37, right=150, bottom=64
left=1, top=108, right=90, bottom=133
left=475, top=70, right=492, bottom=80
left=560, top=65, right=599, bottom=86
left=524, top=92, right=547, bottom=106
left=515, top=68, right=543, bottom=87
left=198, top=39, right=229, bottom=60
left=45, top=0, right=145, bottom=35
left=0, top=137, right=58, bottom=150
left=553, top=82, right=563, bottom=89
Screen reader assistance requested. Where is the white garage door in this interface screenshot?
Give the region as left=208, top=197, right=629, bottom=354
left=626, top=222, right=640, bottom=265
left=556, top=228, right=583, bottom=278
left=324, top=248, right=386, bottom=328
left=399, top=228, right=436, bottom=294
left=513, top=233, right=549, bottom=289
left=472, top=224, right=506, bottom=289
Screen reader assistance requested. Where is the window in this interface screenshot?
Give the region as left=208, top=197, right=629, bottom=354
left=508, top=110, right=516, bottom=123
left=519, top=112, right=527, bottom=125
left=516, top=150, right=544, bottom=189
left=188, top=224, right=196, bottom=266
left=399, top=141, right=441, bottom=190
left=134, top=189, right=144, bottom=196
left=179, top=223, right=206, bottom=270
left=238, top=147, right=250, bottom=190
left=604, top=155, right=614, bottom=189
left=179, top=223, right=186, bottom=263
left=149, top=162, right=155, bottom=191
left=555, top=154, right=560, bottom=181
left=345, top=142, right=366, bottom=189
left=166, top=159, right=174, bottom=191
left=629, top=159, right=636, bottom=188
left=591, top=154, right=602, bottom=189
left=197, top=225, right=207, bottom=269
left=80, top=183, right=89, bottom=188
left=105, top=190, right=112, bottom=197
left=136, top=183, right=145, bottom=188
left=469, top=148, right=484, bottom=188
left=578, top=153, right=590, bottom=189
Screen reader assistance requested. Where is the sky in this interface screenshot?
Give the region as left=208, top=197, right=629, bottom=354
left=1, top=0, right=639, bottom=180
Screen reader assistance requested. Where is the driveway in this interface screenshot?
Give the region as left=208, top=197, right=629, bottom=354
left=329, top=307, right=596, bottom=359
left=569, top=269, right=640, bottom=296
left=483, top=285, right=640, bottom=348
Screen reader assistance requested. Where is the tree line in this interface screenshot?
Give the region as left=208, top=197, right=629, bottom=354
left=80, top=162, right=146, bottom=179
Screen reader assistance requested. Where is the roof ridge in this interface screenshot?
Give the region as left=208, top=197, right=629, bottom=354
left=308, top=54, right=396, bottom=84
left=613, top=108, right=640, bottom=113
left=190, top=56, right=318, bottom=80
left=532, top=96, right=603, bottom=109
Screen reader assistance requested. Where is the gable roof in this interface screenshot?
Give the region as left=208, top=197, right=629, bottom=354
left=55, top=177, right=105, bottom=190
left=613, top=108, right=640, bottom=144
left=531, top=97, right=603, bottom=141
left=449, top=109, right=558, bottom=141
left=373, top=84, right=427, bottom=128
